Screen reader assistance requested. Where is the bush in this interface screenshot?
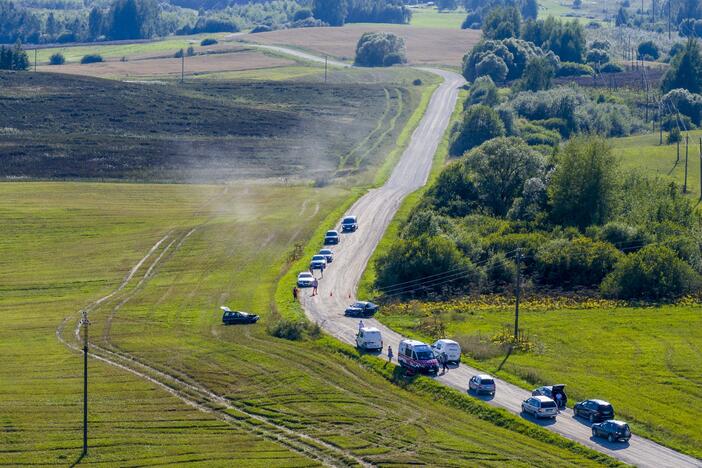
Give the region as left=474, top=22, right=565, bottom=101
left=354, top=32, right=407, bottom=67
left=662, top=39, right=702, bottom=93
left=601, top=62, right=623, bottom=73
left=556, top=61, right=594, bottom=77
left=535, top=237, right=621, bottom=287
left=293, top=8, right=313, bottom=21
left=461, top=10, right=482, bottom=29
left=467, top=76, right=499, bottom=106
left=667, top=126, right=682, bottom=143
left=463, top=38, right=555, bottom=82
left=590, top=40, right=610, bottom=50
left=449, top=105, right=505, bottom=155
left=520, top=56, right=555, bottom=91
left=482, top=6, right=521, bottom=40
left=251, top=24, right=273, bottom=33
left=485, top=252, right=516, bottom=288
left=412, top=78, right=422, bottom=85
left=80, top=54, right=103, bottom=64
left=267, top=318, right=307, bottom=340
left=49, top=52, right=65, bottom=65
left=423, top=162, right=480, bottom=217
left=601, top=244, right=700, bottom=299
left=586, top=48, right=610, bottom=65
left=597, top=222, right=649, bottom=250
left=190, top=18, right=239, bottom=34
left=475, top=53, right=508, bottom=81
left=200, top=38, right=218, bottom=46
left=637, top=40, right=660, bottom=60
left=661, top=88, right=702, bottom=125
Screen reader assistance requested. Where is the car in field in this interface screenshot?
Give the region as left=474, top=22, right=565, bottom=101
left=324, top=229, right=340, bottom=245
left=591, top=420, right=632, bottom=443
left=341, top=215, right=358, bottom=232
left=356, top=327, right=383, bottom=351
left=521, top=395, right=558, bottom=419
left=310, top=254, right=327, bottom=271
left=319, top=248, right=334, bottom=263
left=431, top=338, right=461, bottom=364
left=468, top=374, right=496, bottom=396
left=344, top=301, right=379, bottom=317
left=532, top=384, right=567, bottom=409
left=398, top=339, right=439, bottom=374
left=573, top=399, right=615, bottom=423
left=221, top=306, right=259, bottom=325
left=297, top=271, right=315, bottom=288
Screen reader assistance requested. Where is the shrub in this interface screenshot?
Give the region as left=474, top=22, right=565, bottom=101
left=637, top=40, right=660, bottom=60
left=467, top=76, right=499, bottom=106
left=463, top=38, right=554, bottom=82
left=590, top=40, right=610, bottom=50
left=354, top=32, right=407, bottom=67
left=518, top=121, right=562, bottom=146
left=251, top=24, right=273, bottom=33
left=520, top=56, right=555, bottom=91
left=449, top=105, right=505, bottom=156
left=424, top=161, right=480, bottom=217
left=413, top=78, right=422, bottom=85
left=667, top=126, right=682, bottom=143
left=267, top=318, right=306, bottom=340
left=535, top=237, right=621, bottom=287
left=662, top=39, right=702, bottom=93
left=601, top=244, right=700, bottom=299
left=556, top=61, right=594, bottom=77
left=475, top=53, right=508, bottom=81
left=190, top=18, right=239, bottom=34
left=49, top=52, right=65, bottom=65
left=661, top=88, right=702, bottom=125
left=601, top=62, right=623, bottom=73
left=200, top=38, right=218, bottom=46
left=482, top=6, right=521, bottom=40
left=586, top=48, right=610, bottom=65
left=485, top=252, right=517, bottom=288
left=293, top=8, right=313, bottom=21
left=461, top=10, right=482, bottom=29
left=80, top=54, right=103, bottom=64
left=597, top=222, right=649, bottom=250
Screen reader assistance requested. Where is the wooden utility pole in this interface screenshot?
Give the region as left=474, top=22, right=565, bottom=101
left=181, top=52, right=184, bottom=84
left=659, top=102, right=663, bottom=144
left=513, top=249, right=521, bottom=341
left=684, top=136, right=689, bottom=193
left=34, top=49, right=37, bottom=72
left=81, top=311, right=90, bottom=457
left=324, top=55, right=328, bottom=83
left=699, top=138, right=702, bottom=201
left=668, top=0, right=672, bottom=39
left=677, top=139, right=681, bottom=163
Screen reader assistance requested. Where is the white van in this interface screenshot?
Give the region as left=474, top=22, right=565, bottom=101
left=356, top=327, right=382, bottom=351
left=431, top=339, right=461, bottom=364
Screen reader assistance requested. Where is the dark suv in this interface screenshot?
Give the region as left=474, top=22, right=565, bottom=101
left=574, top=399, right=615, bottom=423
left=341, top=215, right=358, bottom=232
left=532, top=384, right=567, bottom=409
left=592, top=420, right=631, bottom=443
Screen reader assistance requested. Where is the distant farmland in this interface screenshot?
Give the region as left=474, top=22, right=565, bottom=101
left=0, top=70, right=421, bottom=182
left=245, top=24, right=481, bottom=67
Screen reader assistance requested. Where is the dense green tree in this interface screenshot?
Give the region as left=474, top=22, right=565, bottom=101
left=549, top=137, right=619, bottom=229
left=313, top=0, right=348, bottom=26
left=437, top=0, right=459, bottom=10
left=662, top=39, right=702, bottom=93
left=464, top=137, right=545, bottom=216
left=522, top=17, right=586, bottom=62
left=108, top=0, right=159, bottom=40
left=615, top=6, right=629, bottom=26
left=482, top=6, right=521, bottom=39
left=0, top=1, right=41, bottom=43
left=637, top=40, right=660, bottom=60
left=0, top=43, right=28, bottom=70
left=522, top=0, right=539, bottom=20
left=423, top=162, right=480, bottom=217
left=354, top=32, right=407, bottom=67
left=520, top=56, right=555, bottom=91
left=88, top=8, right=104, bottom=40
left=450, top=105, right=505, bottom=156
left=466, top=76, right=499, bottom=106
left=45, top=12, right=60, bottom=38
left=49, top=52, right=65, bottom=65
left=535, top=237, right=621, bottom=286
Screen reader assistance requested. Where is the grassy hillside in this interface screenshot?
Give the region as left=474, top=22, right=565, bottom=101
left=0, top=182, right=618, bottom=466
left=0, top=71, right=418, bottom=182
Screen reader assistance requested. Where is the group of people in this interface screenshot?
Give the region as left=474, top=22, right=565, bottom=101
left=292, top=278, right=319, bottom=301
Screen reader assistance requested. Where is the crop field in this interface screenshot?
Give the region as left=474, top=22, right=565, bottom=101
left=377, top=300, right=702, bottom=459
left=613, top=130, right=702, bottom=200
left=0, top=182, right=618, bottom=466
left=408, top=7, right=468, bottom=29
left=0, top=70, right=420, bottom=182
left=243, top=25, right=481, bottom=67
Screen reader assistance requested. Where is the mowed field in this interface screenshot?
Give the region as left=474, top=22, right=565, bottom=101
left=244, top=25, right=481, bottom=67
left=0, top=182, right=618, bottom=466
left=0, top=70, right=421, bottom=182
left=378, top=300, right=702, bottom=459
left=613, top=130, right=702, bottom=201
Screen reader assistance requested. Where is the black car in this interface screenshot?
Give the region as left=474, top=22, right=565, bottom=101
left=324, top=230, right=340, bottom=245
left=574, top=399, right=615, bottom=423
left=341, top=215, right=358, bottom=232
left=221, top=306, right=259, bottom=325
left=592, top=420, right=632, bottom=443
left=532, top=384, right=567, bottom=409
left=344, top=301, right=379, bottom=317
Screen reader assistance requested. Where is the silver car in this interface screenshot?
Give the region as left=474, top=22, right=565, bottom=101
left=468, top=374, right=496, bottom=396
left=522, top=395, right=558, bottom=419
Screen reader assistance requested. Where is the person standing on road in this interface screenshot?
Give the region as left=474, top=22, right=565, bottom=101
left=292, top=286, right=298, bottom=301
left=387, top=345, right=393, bottom=363
left=312, top=278, right=318, bottom=296
left=358, top=319, right=364, bottom=331
left=555, top=392, right=563, bottom=412
left=440, top=352, right=449, bottom=374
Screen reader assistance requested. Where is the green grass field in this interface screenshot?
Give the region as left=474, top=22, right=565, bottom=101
left=0, top=182, right=619, bottom=466
left=613, top=130, right=702, bottom=202
left=409, top=7, right=467, bottom=28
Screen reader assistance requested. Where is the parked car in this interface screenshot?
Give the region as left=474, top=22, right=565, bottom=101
left=532, top=384, right=567, bottom=409
left=319, top=248, right=334, bottom=263
left=341, top=215, right=358, bottom=232
left=221, top=306, right=259, bottom=325
left=468, top=374, right=496, bottom=396
left=521, top=395, right=558, bottom=419
left=591, top=420, right=632, bottom=443
left=574, top=399, right=615, bottom=423
left=324, top=230, right=340, bottom=245
left=356, top=327, right=382, bottom=351
left=431, top=339, right=461, bottom=364
left=398, top=339, right=439, bottom=374
left=344, top=301, right=379, bottom=317
left=310, top=254, right=327, bottom=271
left=297, top=271, right=315, bottom=287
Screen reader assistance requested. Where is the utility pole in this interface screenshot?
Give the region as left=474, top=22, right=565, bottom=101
left=181, top=51, right=184, bottom=84
left=699, top=138, right=701, bottom=201
left=34, top=49, right=37, bottom=72
left=677, top=139, right=681, bottom=163
left=324, top=55, right=328, bottom=83
left=514, top=249, right=521, bottom=342
left=668, top=0, right=671, bottom=39
left=81, top=310, right=90, bottom=457
left=684, top=135, right=689, bottom=193
left=659, top=102, right=663, bottom=144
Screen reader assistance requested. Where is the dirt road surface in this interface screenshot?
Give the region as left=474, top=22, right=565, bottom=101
left=300, top=68, right=701, bottom=468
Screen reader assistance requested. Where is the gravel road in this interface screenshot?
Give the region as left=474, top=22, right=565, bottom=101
left=300, top=67, right=701, bottom=468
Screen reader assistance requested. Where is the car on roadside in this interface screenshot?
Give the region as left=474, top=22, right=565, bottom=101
left=221, top=306, right=259, bottom=325
left=521, top=395, right=558, bottom=419
left=324, top=230, right=340, bottom=245
left=468, top=374, right=496, bottom=396
left=319, top=248, right=334, bottom=263
left=431, top=339, right=461, bottom=364
left=310, top=254, right=327, bottom=271
left=297, top=271, right=315, bottom=288
left=591, top=420, right=632, bottom=443
left=532, top=384, right=567, bottom=409
left=341, top=215, right=358, bottom=232
left=356, top=326, right=382, bottom=351
left=398, top=339, right=439, bottom=374
left=344, top=301, right=379, bottom=317
left=573, top=399, right=615, bottom=423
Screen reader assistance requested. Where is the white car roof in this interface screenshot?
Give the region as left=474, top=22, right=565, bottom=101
left=360, top=327, right=380, bottom=333
left=436, top=339, right=459, bottom=345
left=298, top=272, right=313, bottom=277
left=400, top=339, right=427, bottom=346
left=534, top=395, right=555, bottom=402
left=476, top=374, right=493, bottom=380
